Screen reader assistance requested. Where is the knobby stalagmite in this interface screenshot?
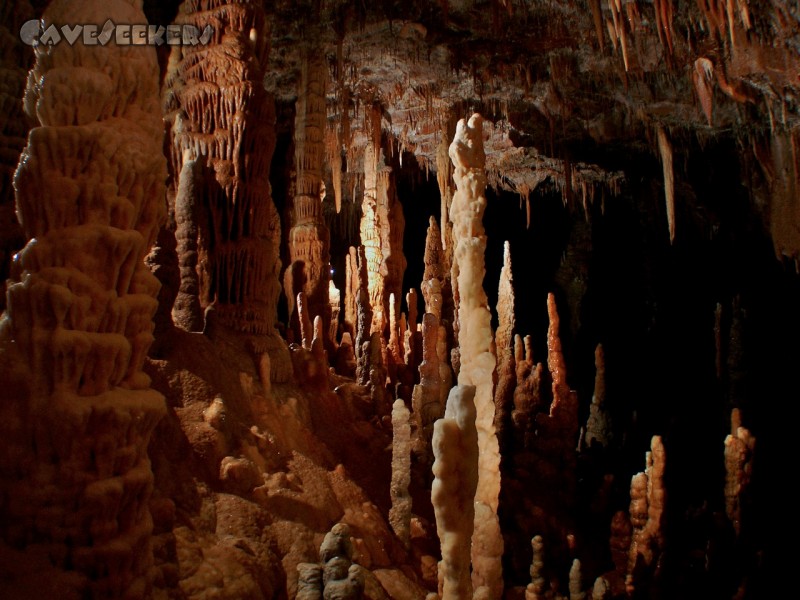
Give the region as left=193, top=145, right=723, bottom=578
left=0, top=0, right=166, bottom=595
left=389, top=399, right=412, bottom=548
left=449, top=113, right=504, bottom=598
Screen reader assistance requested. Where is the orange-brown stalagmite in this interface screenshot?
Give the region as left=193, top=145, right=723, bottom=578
left=285, top=48, right=331, bottom=342
left=164, top=0, right=281, bottom=340
left=724, top=408, right=755, bottom=536
left=494, top=241, right=516, bottom=446
left=0, top=0, right=167, bottom=595
left=0, top=0, right=33, bottom=312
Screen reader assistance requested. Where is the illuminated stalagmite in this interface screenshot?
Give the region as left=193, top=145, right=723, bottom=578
left=724, top=409, right=755, bottom=536
left=422, top=216, right=445, bottom=320
left=285, top=49, right=331, bottom=338
left=164, top=0, right=281, bottom=341
left=0, top=0, right=166, bottom=596
left=432, top=385, right=479, bottom=600
left=448, top=113, right=504, bottom=597
left=360, top=105, right=406, bottom=337
left=627, top=436, right=666, bottom=594
left=389, top=399, right=412, bottom=548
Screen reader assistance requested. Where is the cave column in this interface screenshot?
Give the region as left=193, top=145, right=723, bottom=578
left=164, top=0, right=282, bottom=348
left=0, top=0, right=167, bottom=595
left=285, top=47, right=331, bottom=342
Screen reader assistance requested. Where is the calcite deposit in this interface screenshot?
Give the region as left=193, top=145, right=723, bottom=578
left=0, top=1, right=794, bottom=599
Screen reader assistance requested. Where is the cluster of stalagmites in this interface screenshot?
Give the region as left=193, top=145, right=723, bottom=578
left=0, top=0, right=167, bottom=597
left=297, top=523, right=365, bottom=600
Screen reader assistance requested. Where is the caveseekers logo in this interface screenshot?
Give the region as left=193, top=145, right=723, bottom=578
left=19, top=19, right=214, bottom=46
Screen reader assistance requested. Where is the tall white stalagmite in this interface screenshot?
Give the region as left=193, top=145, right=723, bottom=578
left=448, top=113, right=503, bottom=597
left=657, top=126, right=675, bottom=244
left=432, top=385, right=479, bottom=600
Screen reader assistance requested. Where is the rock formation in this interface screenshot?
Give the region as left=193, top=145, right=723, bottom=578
left=163, top=0, right=281, bottom=341
left=724, top=409, right=755, bottom=537
left=449, top=113, right=503, bottom=597
left=0, top=0, right=167, bottom=595
left=285, top=48, right=331, bottom=342
left=389, top=399, right=412, bottom=548
left=432, top=385, right=479, bottom=600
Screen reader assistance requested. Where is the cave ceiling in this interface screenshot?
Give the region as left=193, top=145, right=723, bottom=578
left=253, top=0, right=800, bottom=209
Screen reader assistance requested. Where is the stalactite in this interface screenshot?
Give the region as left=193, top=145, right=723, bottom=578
left=495, top=242, right=516, bottom=445
left=0, top=0, right=167, bottom=595
left=163, top=0, right=280, bottom=340
left=657, top=126, right=675, bottom=244
left=584, top=344, right=612, bottom=449
left=693, top=58, right=715, bottom=126
left=449, top=113, right=503, bottom=598
left=389, top=399, right=412, bottom=548
left=724, top=408, right=755, bottom=537
left=286, top=47, right=331, bottom=345
left=432, top=385, right=479, bottom=600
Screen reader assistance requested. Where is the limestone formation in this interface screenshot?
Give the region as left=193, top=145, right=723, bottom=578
left=584, top=344, right=612, bottom=448
left=0, top=0, right=33, bottom=311
left=0, top=0, right=167, bottom=595
left=627, top=436, right=666, bottom=593
left=449, top=113, right=504, bottom=597
left=412, top=313, right=444, bottom=467
left=432, top=386, right=479, bottom=600
left=286, top=49, right=331, bottom=342
left=494, top=242, right=516, bottom=445
left=525, top=535, right=546, bottom=600
left=389, top=399, right=412, bottom=548
left=421, top=216, right=445, bottom=320
left=724, top=409, right=755, bottom=536
left=164, top=0, right=281, bottom=338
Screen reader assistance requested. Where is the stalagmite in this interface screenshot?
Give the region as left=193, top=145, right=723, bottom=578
left=298, top=292, right=314, bottom=351
left=432, top=386, right=479, bottom=600
left=0, top=0, right=167, bottom=595
left=0, top=0, right=32, bottom=312
left=171, top=157, right=204, bottom=331
left=449, top=113, right=503, bottom=597
left=512, top=335, right=543, bottom=443
left=724, top=409, right=755, bottom=536
left=404, top=288, right=420, bottom=369
left=361, top=104, right=386, bottom=334
left=344, top=246, right=359, bottom=337
left=329, top=280, right=342, bottom=346
left=569, top=559, right=585, bottom=600
left=422, top=216, right=445, bottom=320
left=388, top=292, right=403, bottom=365
left=584, top=344, right=612, bottom=448
left=657, top=126, right=675, bottom=244
left=525, top=535, right=547, bottom=600
left=355, top=247, right=373, bottom=384
left=494, top=241, right=516, bottom=444
left=627, top=436, right=666, bottom=593
left=164, top=0, right=281, bottom=339
left=389, top=399, right=412, bottom=548
left=285, top=48, right=331, bottom=342
left=412, top=313, right=444, bottom=466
